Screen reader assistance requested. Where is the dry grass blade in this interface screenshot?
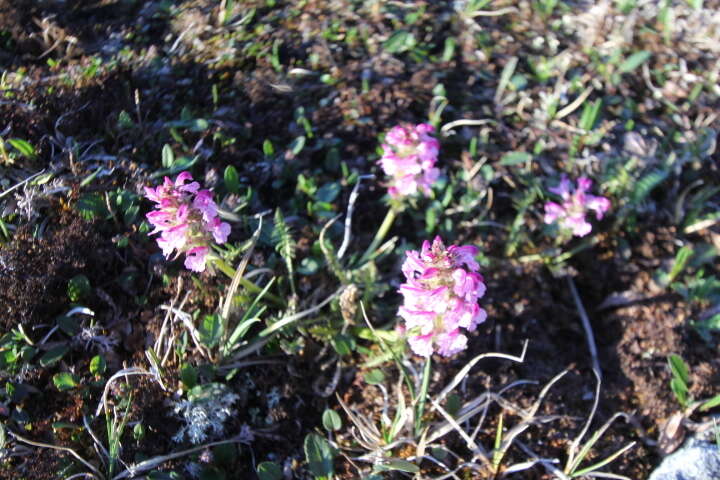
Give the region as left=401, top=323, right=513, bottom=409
left=336, top=394, right=383, bottom=450
left=567, top=412, right=637, bottom=476
left=516, top=440, right=570, bottom=480
left=95, top=367, right=155, bottom=417
left=257, top=285, right=343, bottom=337
left=111, top=434, right=251, bottom=480
left=435, top=340, right=528, bottom=404
left=430, top=397, right=491, bottom=466
left=221, top=215, right=263, bottom=323
left=491, top=369, right=570, bottom=467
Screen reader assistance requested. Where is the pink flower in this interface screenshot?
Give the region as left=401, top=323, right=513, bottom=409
left=398, top=236, right=487, bottom=357
left=144, top=172, right=231, bottom=273
left=543, top=175, right=611, bottom=237
left=378, top=123, right=440, bottom=198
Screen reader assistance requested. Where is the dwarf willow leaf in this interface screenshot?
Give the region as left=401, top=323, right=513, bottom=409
left=384, top=30, right=414, bottom=53
left=322, top=409, right=342, bottom=431
left=364, top=369, right=385, bottom=385
left=224, top=165, right=239, bottom=194
left=161, top=144, right=175, bottom=168
left=304, top=433, right=334, bottom=478
left=53, top=372, right=79, bottom=391
left=40, top=345, right=69, bottom=367
left=90, top=355, right=106, bottom=376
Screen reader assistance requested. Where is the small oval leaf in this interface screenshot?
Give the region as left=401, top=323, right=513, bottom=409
left=322, top=409, right=342, bottom=432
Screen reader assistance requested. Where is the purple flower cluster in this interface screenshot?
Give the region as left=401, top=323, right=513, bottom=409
left=398, top=236, right=487, bottom=357
left=379, top=123, right=440, bottom=198
left=543, top=175, right=611, bottom=237
left=145, top=172, right=230, bottom=272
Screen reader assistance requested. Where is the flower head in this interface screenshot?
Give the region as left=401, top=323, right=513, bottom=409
left=398, top=236, right=487, bottom=357
left=144, top=172, right=230, bottom=272
left=543, top=175, right=611, bottom=237
left=379, top=123, right=440, bottom=198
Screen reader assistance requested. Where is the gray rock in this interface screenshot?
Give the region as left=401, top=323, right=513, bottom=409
left=649, top=439, right=720, bottom=480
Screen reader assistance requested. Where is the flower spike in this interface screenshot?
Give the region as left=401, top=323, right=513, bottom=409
left=398, top=236, right=487, bottom=357
left=145, top=172, right=230, bottom=272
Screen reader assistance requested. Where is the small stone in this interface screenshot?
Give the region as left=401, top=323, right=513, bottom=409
left=649, top=439, right=720, bottom=480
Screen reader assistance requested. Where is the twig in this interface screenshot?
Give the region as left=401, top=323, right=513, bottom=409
left=567, top=276, right=602, bottom=382
left=338, top=174, right=373, bottom=260
left=7, top=429, right=102, bottom=479
left=0, top=170, right=45, bottom=200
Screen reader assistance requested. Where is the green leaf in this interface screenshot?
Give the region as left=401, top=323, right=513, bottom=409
left=53, top=372, right=79, bottom=391
left=619, top=50, right=651, bottom=73
left=40, top=345, right=69, bottom=367
left=700, top=394, right=720, bottom=411
left=331, top=333, right=356, bottom=357
left=188, top=383, right=230, bottom=403
left=133, top=422, right=146, bottom=441
left=76, top=194, right=109, bottom=220
left=322, top=409, right=342, bottom=432
left=198, top=314, right=223, bottom=348
left=224, top=166, right=239, bottom=194
left=668, top=246, right=694, bottom=283
left=632, top=169, right=668, bottom=204
left=579, top=99, right=602, bottom=131
left=376, top=458, right=420, bottom=473
left=383, top=30, right=414, bottom=54
left=304, top=433, right=335, bottom=478
left=668, top=354, right=690, bottom=385
left=124, top=205, right=140, bottom=225
left=256, top=461, right=283, bottom=480
left=262, top=139, right=275, bottom=156
left=297, top=257, right=319, bottom=275
left=289, top=136, right=306, bottom=155
left=161, top=144, right=175, bottom=168
left=67, top=275, right=91, bottom=302
left=56, top=315, right=80, bottom=336
left=364, top=369, right=385, bottom=385
left=117, top=110, right=134, bottom=129
left=316, top=182, right=341, bottom=203
left=441, top=37, right=456, bottom=62
left=7, top=138, right=36, bottom=158
left=670, top=377, right=688, bottom=407
left=90, top=355, right=106, bottom=376
left=445, top=393, right=462, bottom=417
left=30, top=172, right=54, bottom=185
left=180, top=364, right=198, bottom=389
left=500, top=151, right=532, bottom=166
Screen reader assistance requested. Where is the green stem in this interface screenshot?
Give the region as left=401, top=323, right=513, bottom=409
left=553, top=236, right=599, bottom=264
left=414, top=356, right=432, bottom=437
left=212, top=257, right=285, bottom=307
left=358, top=207, right=396, bottom=265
